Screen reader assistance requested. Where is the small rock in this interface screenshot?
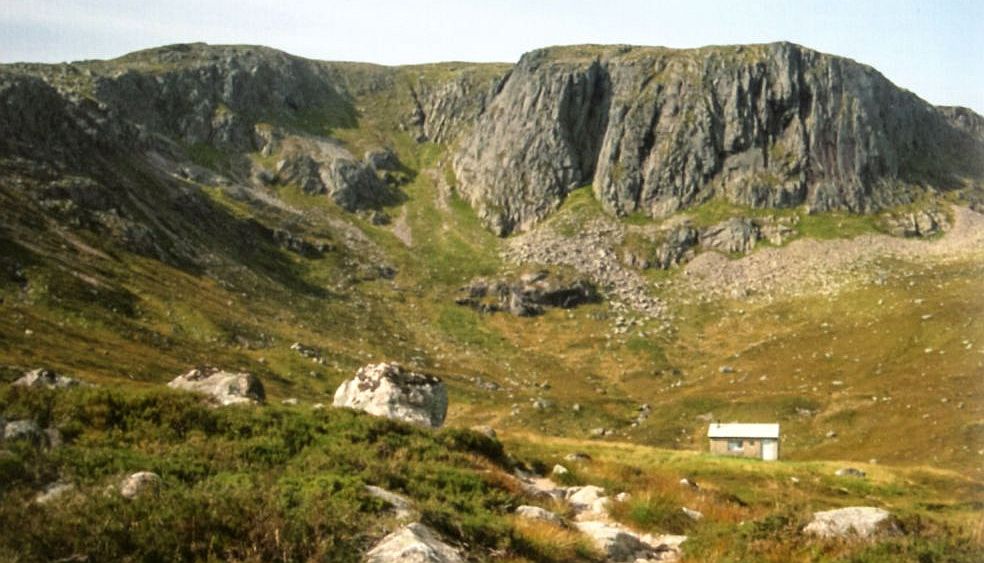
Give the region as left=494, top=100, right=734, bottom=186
left=4, top=420, right=44, bottom=444
left=835, top=467, right=866, bottom=478
left=13, top=368, right=82, bottom=389
left=564, top=452, right=592, bottom=463
left=682, top=507, right=704, bottom=521
left=552, top=464, right=569, bottom=476
left=679, top=478, right=699, bottom=489
left=366, top=485, right=414, bottom=520
left=120, top=471, right=161, bottom=499
left=615, top=492, right=631, bottom=502
left=471, top=425, right=497, bottom=439
left=515, top=505, right=563, bottom=526
left=35, top=481, right=74, bottom=504
left=718, top=366, right=734, bottom=374
left=825, top=431, right=837, bottom=439
left=44, top=428, right=63, bottom=449
left=281, top=398, right=299, bottom=406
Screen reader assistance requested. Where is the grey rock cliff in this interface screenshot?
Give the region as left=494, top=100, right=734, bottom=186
left=453, top=43, right=984, bottom=234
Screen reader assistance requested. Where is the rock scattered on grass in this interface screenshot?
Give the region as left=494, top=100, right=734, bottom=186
left=168, top=368, right=265, bottom=406
left=364, top=522, right=463, bottom=563
left=803, top=507, right=897, bottom=539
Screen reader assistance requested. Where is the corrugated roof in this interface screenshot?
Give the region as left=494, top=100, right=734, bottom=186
left=707, top=423, right=780, bottom=439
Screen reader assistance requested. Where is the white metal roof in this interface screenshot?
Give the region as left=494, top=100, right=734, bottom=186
left=707, top=423, right=780, bottom=439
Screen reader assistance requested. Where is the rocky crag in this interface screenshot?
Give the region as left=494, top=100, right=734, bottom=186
left=453, top=43, right=984, bottom=234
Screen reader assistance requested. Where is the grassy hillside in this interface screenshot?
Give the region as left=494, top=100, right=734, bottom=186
left=1, top=384, right=979, bottom=562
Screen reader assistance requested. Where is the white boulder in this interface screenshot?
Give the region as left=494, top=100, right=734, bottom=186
left=565, top=485, right=606, bottom=510
left=803, top=507, right=897, bottom=539
left=365, top=523, right=463, bottom=562
left=168, top=368, right=265, bottom=405
left=333, top=363, right=447, bottom=428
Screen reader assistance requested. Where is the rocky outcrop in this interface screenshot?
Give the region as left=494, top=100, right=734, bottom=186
left=403, top=65, right=510, bottom=144
left=12, top=368, right=83, bottom=389
left=883, top=208, right=949, bottom=238
left=700, top=217, right=761, bottom=254
left=332, top=363, right=448, bottom=428
left=455, top=271, right=598, bottom=316
left=167, top=368, right=265, bottom=405
left=365, top=523, right=463, bottom=563
left=803, top=507, right=898, bottom=539
left=453, top=43, right=984, bottom=234
left=259, top=132, right=390, bottom=210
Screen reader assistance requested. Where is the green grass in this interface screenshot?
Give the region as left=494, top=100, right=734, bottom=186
left=0, top=385, right=539, bottom=562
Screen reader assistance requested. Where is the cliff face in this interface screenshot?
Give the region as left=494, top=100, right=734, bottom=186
left=453, top=43, right=984, bottom=234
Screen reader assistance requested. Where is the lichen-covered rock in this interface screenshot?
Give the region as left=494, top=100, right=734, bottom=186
left=120, top=471, right=161, bottom=499
left=12, top=368, right=82, bottom=389
left=332, top=363, right=447, bottom=428
left=453, top=43, right=984, bottom=234
left=364, top=523, right=463, bottom=563
left=803, top=507, right=897, bottom=539
left=167, top=368, right=265, bottom=405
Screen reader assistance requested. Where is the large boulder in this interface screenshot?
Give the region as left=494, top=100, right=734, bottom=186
left=803, top=507, right=897, bottom=539
left=13, top=368, right=82, bottom=389
left=167, top=368, right=265, bottom=405
left=365, top=523, right=463, bottom=563
left=332, top=363, right=447, bottom=428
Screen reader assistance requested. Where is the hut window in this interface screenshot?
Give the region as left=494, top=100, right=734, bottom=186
left=727, top=439, right=743, bottom=452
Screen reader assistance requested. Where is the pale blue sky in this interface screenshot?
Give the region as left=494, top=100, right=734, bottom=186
left=2, top=0, right=982, bottom=112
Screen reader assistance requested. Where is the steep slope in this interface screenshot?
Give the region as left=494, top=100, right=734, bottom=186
left=453, top=43, right=984, bottom=234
